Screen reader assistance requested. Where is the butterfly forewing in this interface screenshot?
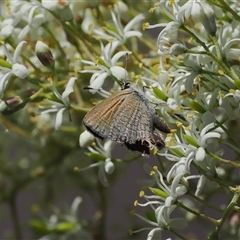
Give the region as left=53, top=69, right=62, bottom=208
left=83, top=89, right=132, bottom=140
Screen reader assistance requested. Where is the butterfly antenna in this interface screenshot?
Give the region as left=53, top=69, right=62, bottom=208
left=124, top=53, right=129, bottom=82
left=83, top=87, right=98, bottom=91
left=83, top=86, right=106, bottom=93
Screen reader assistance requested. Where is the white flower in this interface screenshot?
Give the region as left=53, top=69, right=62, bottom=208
left=157, top=22, right=181, bottom=54
left=0, top=1, right=46, bottom=41
left=79, top=140, right=115, bottom=187
left=132, top=167, right=188, bottom=239
left=178, top=0, right=216, bottom=35
left=0, top=41, right=29, bottom=94
left=92, top=11, right=144, bottom=44
left=81, top=41, right=130, bottom=93
left=154, top=167, right=188, bottom=200
left=81, top=8, right=100, bottom=34
left=40, top=77, right=77, bottom=130
left=185, top=122, right=222, bottom=150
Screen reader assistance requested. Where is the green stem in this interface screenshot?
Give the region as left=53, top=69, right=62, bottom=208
left=9, top=195, right=22, bottom=240
left=176, top=200, right=218, bottom=224
left=192, top=162, right=230, bottom=188
left=97, top=181, right=107, bottom=239
left=29, top=88, right=44, bottom=101
left=206, top=0, right=224, bottom=8
left=167, top=225, right=188, bottom=240
left=186, top=49, right=208, bottom=55
left=52, top=66, right=58, bottom=85
left=187, top=191, right=223, bottom=213
left=70, top=104, right=89, bottom=113
left=210, top=35, right=222, bottom=59
left=208, top=186, right=240, bottom=239
left=217, top=0, right=240, bottom=22
left=208, top=151, right=240, bottom=168
left=215, top=119, right=240, bottom=152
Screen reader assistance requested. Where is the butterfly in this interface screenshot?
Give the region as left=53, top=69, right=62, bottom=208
left=83, top=82, right=170, bottom=155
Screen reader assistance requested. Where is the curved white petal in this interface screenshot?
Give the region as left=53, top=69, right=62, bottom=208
left=13, top=41, right=27, bottom=62
left=124, top=14, right=145, bottom=33
left=185, top=152, right=195, bottom=172
left=41, top=108, right=59, bottom=114
left=124, top=30, right=142, bottom=39
left=12, top=63, right=29, bottom=79
left=166, top=158, right=186, bottom=182
left=201, top=132, right=221, bottom=146
left=27, top=5, right=39, bottom=25
left=104, top=158, right=115, bottom=174
left=175, top=184, right=188, bottom=197
left=223, top=38, right=240, bottom=53
left=98, top=164, right=109, bottom=187
left=200, top=123, right=215, bottom=137
left=195, top=175, right=207, bottom=196
left=3, top=45, right=14, bottom=63
left=89, top=72, right=101, bottom=85
left=111, top=51, right=131, bottom=66
left=110, top=11, right=123, bottom=36
left=81, top=60, right=96, bottom=66
left=170, top=172, right=186, bottom=197
left=110, top=66, right=128, bottom=80
left=103, top=41, right=120, bottom=62
left=90, top=72, right=109, bottom=93
left=61, top=77, right=77, bottom=105
left=55, top=107, right=66, bottom=130
left=79, top=130, right=95, bottom=148
left=0, top=72, right=12, bottom=93
left=195, top=147, right=206, bottom=161
left=17, top=25, right=30, bottom=41
left=70, top=196, right=83, bottom=215
left=147, top=228, right=162, bottom=240
left=165, top=196, right=175, bottom=207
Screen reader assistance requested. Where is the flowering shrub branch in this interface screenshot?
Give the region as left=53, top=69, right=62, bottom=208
left=1, top=0, right=240, bottom=239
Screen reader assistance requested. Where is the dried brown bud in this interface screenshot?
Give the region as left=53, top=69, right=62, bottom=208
left=35, top=41, right=55, bottom=68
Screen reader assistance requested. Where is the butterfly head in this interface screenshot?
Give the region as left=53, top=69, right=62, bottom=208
left=120, top=82, right=131, bottom=90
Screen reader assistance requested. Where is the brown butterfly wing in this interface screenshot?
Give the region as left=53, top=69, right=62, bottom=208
left=83, top=89, right=133, bottom=140
left=106, top=89, right=160, bottom=154
left=83, top=87, right=168, bottom=154
left=108, top=90, right=153, bottom=143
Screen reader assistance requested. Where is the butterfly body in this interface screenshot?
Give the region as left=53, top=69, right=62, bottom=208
left=83, top=83, right=170, bottom=155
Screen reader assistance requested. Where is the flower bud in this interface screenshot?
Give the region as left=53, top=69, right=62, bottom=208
left=0, top=96, right=27, bottom=115
left=104, top=158, right=115, bottom=174
left=35, top=41, right=55, bottom=68
left=195, top=1, right=217, bottom=36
